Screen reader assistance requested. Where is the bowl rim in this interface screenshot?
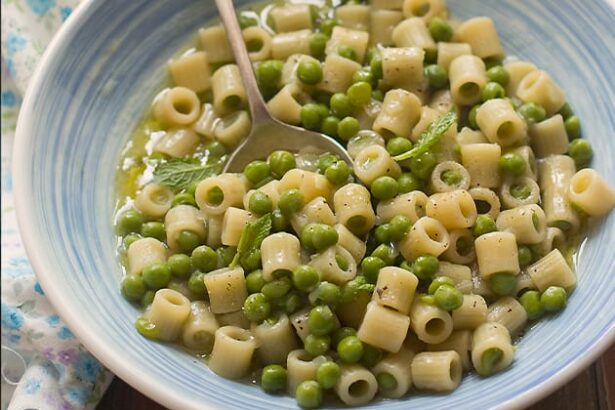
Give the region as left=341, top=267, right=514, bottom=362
left=12, top=1, right=615, bottom=409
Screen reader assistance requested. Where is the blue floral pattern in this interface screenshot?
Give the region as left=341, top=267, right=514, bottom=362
left=1, top=1, right=113, bottom=409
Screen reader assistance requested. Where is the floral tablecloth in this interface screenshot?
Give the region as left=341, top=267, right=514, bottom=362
left=1, top=1, right=113, bottom=409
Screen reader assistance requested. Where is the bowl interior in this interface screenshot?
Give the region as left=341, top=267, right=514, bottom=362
left=14, top=0, right=615, bottom=409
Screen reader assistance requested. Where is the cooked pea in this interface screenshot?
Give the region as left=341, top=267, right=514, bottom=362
left=337, top=117, right=360, bottom=141
left=565, top=115, right=581, bottom=140
left=352, top=68, right=374, bottom=85
left=282, top=291, right=303, bottom=314
left=312, top=281, right=341, bottom=306
left=141, top=290, right=155, bottom=307
left=424, top=64, right=448, bottom=89
left=397, top=172, right=424, bottom=193
left=293, top=265, right=320, bottom=292
left=308, top=305, right=336, bottom=336
left=441, top=169, right=462, bottom=186
left=510, top=183, right=531, bottom=200
left=428, top=275, right=455, bottom=294
left=386, top=137, right=413, bottom=156
left=337, top=44, right=357, bottom=61
left=489, top=272, right=518, bottom=296
left=317, top=153, right=339, bottom=174
left=261, top=364, right=287, bottom=393
left=168, top=254, right=192, bottom=278
left=481, top=347, right=503, bottom=375
left=321, top=115, right=340, bottom=137
left=518, top=245, right=533, bottom=267
left=243, top=293, right=271, bottom=322
left=434, top=284, right=464, bottom=310
left=409, top=151, right=437, bottom=179
left=121, top=275, right=146, bottom=302
left=135, top=317, right=159, bottom=339
left=428, top=17, right=453, bottom=42
left=117, top=209, right=143, bottom=235
left=301, top=103, right=323, bottom=131
left=518, top=102, right=546, bottom=124
left=371, top=89, right=384, bottom=101
left=332, top=327, right=357, bottom=346
left=377, top=372, right=398, bottom=391
left=239, top=13, right=258, bottom=29
left=320, top=18, right=337, bottom=36
left=123, top=233, right=141, bottom=250
left=297, top=60, right=323, bottom=85
left=309, top=32, right=329, bottom=59
left=191, top=245, right=218, bottom=272
left=244, top=160, right=271, bottom=185
left=317, top=361, right=341, bottom=389
left=217, top=246, right=237, bottom=267
left=370, top=54, right=383, bottom=79
left=187, top=271, right=207, bottom=296
left=413, top=255, right=440, bottom=281
left=142, top=263, right=171, bottom=290
left=361, top=344, right=383, bottom=368
left=559, top=102, right=574, bottom=120
left=246, top=270, right=266, bottom=294
left=325, top=160, right=351, bottom=185
left=337, top=335, right=364, bottom=363
left=540, top=286, right=567, bottom=312
left=312, top=224, right=339, bottom=251
left=374, top=224, right=392, bottom=244
left=371, top=244, right=397, bottom=266
left=499, top=152, right=526, bottom=176
left=389, top=215, right=412, bottom=241
left=295, top=380, right=323, bottom=409
left=248, top=191, right=273, bottom=215
left=519, top=290, right=544, bottom=320
left=472, top=214, right=497, bottom=237
left=483, top=57, right=503, bottom=70
left=172, top=192, right=197, bottom=207
left=347, top=81, right=372, bottom=106
left=361, top=256, right=386, bottom=283
left=271, top=209, right=289, bottom=232
left=262, top=277, right=292, bottom=300
left=486, top=65, right=510, bottom=86
left=482, top=82, right=506, bottom=101
left=278, top=189, right=304, bottom=215
left=268, top=150, right=296, bottom=178
left=256, top=60, right=283, bottom=87
left=330, top=93, right=353, bottom=118
left=304, top=334, right=331, bottom=356
left=141, top=221, right=165, bottom=241
left=371, top=176, right=399, bottom=200
left=468, top=104, right=480, bottom=129
left=568, top=139, right=593, bottom=168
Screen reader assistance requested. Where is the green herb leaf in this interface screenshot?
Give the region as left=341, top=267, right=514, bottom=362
left=393, top=111, right=457, bottom=162
left=230, top=213, right=272, bottom=268
left=153, top=159, right=222, bottom=190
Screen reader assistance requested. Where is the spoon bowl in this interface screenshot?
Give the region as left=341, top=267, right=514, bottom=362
left=215, top=0, right=352, bottom=173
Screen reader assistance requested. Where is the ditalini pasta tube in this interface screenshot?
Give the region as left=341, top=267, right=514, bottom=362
left=435, top=262, right=473, bottom=294
left=134, top=183, right=174, bottom=220
left=153, top=87, right=201, bottom=127
left=181, top=300, right=219, bottom=353
left=372, top=345, right=417, bottom=398
left=251, top=313, right=299, bottom=365
left=539, top=155, right=580, bottom=232
left=399, top=216, right=450, bottom=260
left=278, top=169, right=333, bottom=204
left=475, top=231, right=520, bottom=279
left=430, top=161, right=471, bottom=193
left=270, top=4, right=312, bottom=33
left=211, top=64, right=247, bottom=116
left=334, top=364, right=378, bottom=406
left=377, top=191, right=428, bottom=223
left=290, top=196, right=336, bottom=234
left=202, top=266, right=248, bottom=314
left=333, top=183, right=376, bottom=236
left=370, top=10, right=403, bottom=46
left=427, top=330, right=473, bottom=371
left=372, top=267, right=419, bottom=314
left=531, top=226, right=565, bottom=260
left=449, top=55, right=487, bottom=106
left=504, top=61, right=537, bottom=98
left=527, top=249, right=576, bottom=291
left=286, top=349, right=328, bottom=395
left=392, top=18, right=436, bottom=54
left=411, top=351, right=462, bottom=392
left=476, top=99, right=527, bottom=147
left=353, top=145, right=401, bottom=185
left=500, top=177, right=541, bottom=209
left=454, top=17, right=503, bottom=59
left=372, top=89, right=422, bottom=139
left=208, top=326, right=258, bottom=379
left=199, top=25, right=232, bottom=64
left=452, top=294, right=487, bottom=330
left=508, top=145, right=538, bottom=181
left=319, top=53, right=362, bottom=94
left=426, top=190, right=478, bottom=230
left=155, top=128, right=200, bottom=158
left=460, top=143, right=502, bottom=189
left=192, top=103, right=218, bottom=138
left=127, top=237, right=167, bottom=275
left=410, top=299, right=453, bottom=344
left=381, top=47, right=425, bottom=93
left=401, top=0, right=446, bottom=22
left=516, top=70, right=566, bottom=116
left=471, top=323, right=514, bottom=376
left=568, top=169, right=615, bottom=217
left=336, top=4, right=371, bottom=31
left=309, top=245, right=357, bottom=285
left=196, top=174, right=246, bottom=216
left=216, top=310, right=250, bottom=329
left=221, top=207, right=255, bottom=247
left=441, top=229, right=475, bottom=265
left=243, top=26, right=272, bottom=62
left=272, top=30, right=312, bottom=61
left=469, top=187, right=501, bottom=219
left=335, top=224, right=366, bottom=263
left=168, top=51, right=212, bottom=93
left=487, top=297, right=528, bottom=336
left=214, top=110, right=251, bottom=148
left=437, top=42, right=471, bottom=71
left=261, top=232, right=301, bottom=281
left=326, top=26, right=370, bottom=63
left=456, top=127, right=488, bottom=145
left=147, top=289, right=191, bottom=342
left=529, top=115, right=569, bottom=158
left=496, top=204, right=547, bottom=245
left=164, top=205, right=207, bottom=252
left=357, top=302, right=410, bottom=353
left=267, top=83, right=308, bottom=125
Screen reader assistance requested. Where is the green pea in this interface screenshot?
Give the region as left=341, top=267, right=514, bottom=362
left=510, top=183, right=531, bottom=200
left=325, top=160, right=351, bottom=185
left=482, top=82, right=506, bottom=101
left=468, top=104, right=480, bottom=129
left=371, top=244, right=397, bottom=266
left=247, top=191, right=272, bottom=215
left=177, top=230, right=201, bottom=253
left=489, top=272, right=518, bottom=296
left=309, top=32, right=329, bottom=59
left=295, top=380, right=323, bottom=409
left=140, top=221, right=165, bottom=241
left=568, top=139, right=593, bottom=168
left=244, top=160, right=271, bottom=185
left=332, top=327, right=357, bottom=346
left=337, top=117, right=360, bottom=141
left=308, top=305, right=336, bottom=336
left=347, top=81, right=372, bottom=106
left=117, top=209, right=143, bottom=235
left=413, top=255, right=440, bottom=281
left=314, top=224, right=339, bottom=251
left=428, top=276, right=455, bottom=294
left=168, top=254, right=192, bottom=278
left=472, top=214, right=497, bottom=237
left=371, top=89, right=384, bottom=101
left=336, top=254, right=350, bottom=271
left=330, top=93, right=353, bottom=118
left=424, top=64, right=448, bottom=89
left=141, top=290, right=155, bottom=307
left=424, top=48, right=437, bottom=64
left=540, top=286, right=567, bottom=312
left=268, top=150, right=296, bottom=178
left=317, top=153, right=339, bottom=174
left=321, top=115, right=340, bottom=137
left=261, top=364, right=287, bottom=393
left=172, top=192, right=197, bottom=207
left=360, top=344, right=383, bottom=368
left=292, top=265, right=320, bottom=292
left=301, top=103, right=323, bottom=131
left=337, top=335, right=364, bottom=363
left=441, top=170, right=462, bottom=186
left=389, top=215, right=412, bottom=241
left=189, top=245, right=216, bottom=273
left=256, top=60, right=283, bottom=87
left=205, top=141, right=227, bottom=158
left=371, top=176, right=399, bottom=201
left=374, top=224, right=392, bottom=244
left=317, top=362, right=341, bottom=389
left=519, top=290, right=544, bottom=320
left=300, top=223, right=320, bottom=250
left=518, top=245, right=533, bottom=268
left=337, top=44, right=357, bottom=61
left=142, top=263, right=171, bottom=290
left=370, top=54, right=383, bottom=80
left=386, top=137, right=413, bottom=156
left=217, top=246, right=236, bottom=267
left=409, top=151, right=437, bottom=179
left=419, top=294, right=436, bottom=305
left=352, top=68, right=374, bottom=85
left=428, top=17, right=453, bottom=42
left=311, top=281, right=340, bottom=306
left=262, top=277, right=292, bottom=300
left=565, top=115, right=582, bottom=140
left=282, top=291, right=304, bottom=314
left=377, top=372, right=398, bottom=391
left=481, top=348, right=503, bottom=375
left=278, top=189, right=304, bottom=215
left=434, top=284, right=464, bottom=311
left=243, top=293, right=271, bottom=322
left=121, top=275, right=146, bottom=302
left=397, top=172, right=424, bottom=193
left=559, top=102, right=574, bottom=120
left=304, top=334, right=331, bottom=356
left=297, top=60, right=323, bottom=85
left=339, top=277, right=370, bottom=304
left=483, top=57, right=503, bottom=70
left=135, top=317, right=159, bottom=339
left=499, top=152, right=526, bottom=176
left=486, top=65, right=510, bottom=86
left=271, top=209, right=289, bottom=232
left=361, top=256, right=386, bottom=283
left=320, top=18, right=337, bottom=36
left=246, top=270, right=266, bottom=294
left=188, top=271, right=207, bottom=296
left=123, top=233, right=141, bottom=251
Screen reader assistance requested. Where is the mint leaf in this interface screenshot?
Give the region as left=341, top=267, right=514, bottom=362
left=153, top=158, right=222, bottom=190
left=393, top=111, right=457, bottom=162
left=230, top=213, right=272, bottom=268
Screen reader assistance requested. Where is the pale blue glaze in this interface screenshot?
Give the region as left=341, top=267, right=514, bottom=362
left=13, top=0, right=615, bottom=409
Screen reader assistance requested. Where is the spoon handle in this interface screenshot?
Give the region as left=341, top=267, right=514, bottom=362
left=215, top=0, right=271, bottom=125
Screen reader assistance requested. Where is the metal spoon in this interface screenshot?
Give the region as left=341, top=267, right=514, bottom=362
left=215, top=0, right=352, bottom=173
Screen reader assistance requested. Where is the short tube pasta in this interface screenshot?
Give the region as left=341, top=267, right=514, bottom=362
left=454, top=17, right=503, bottom=59
left=242, top=26, right=272, bottom=62
left=221, top=207, right=255, bottom=247
left=153, top=87, right=201, bottom=127
left=251, top=313, right=299, bottom=365
left=208, top=326, right=258, bottom=379
left=260, top=232, right=301, bottom=281
left=527, top=249, right=576, bottom=291
left=568, top=169, right=615, bottom=217
left=202, top=266, right=248, bottom=314
left=353, top=145, right=401, bottom=185
left=517, top=70, right=566, bottom=116
left=335, top=224, right=367, bottom=263
left=476, top=99, right=527, bottom=147
left=287, top=349, right=328, bottom=395
left=427, top=330, right=473, bottom=371
left=377, top=191, right=428, bottom=224
left=372, top=89, right=422, bottom=139
left=426, top=190, right=478, bottom=230
left=441, top=229, right=476, bottom=265
left=155, top=128, right=200, bottom=158
left=468, top=187, right=501, bottom=219
left=452, top=294, right=487, bottom=330
left=435, top=262, right=473, bottom=294
left=496, top=204, right=547, bottom=245
left=529, top=115, right=569, bottom=158
left=267, top=83, right=308, bottom=125
left=410, top=299, right=453, bottom=344
left=357, top=301, right=411, bottom=353
left=399, top=216, right=450, bottom=260
left=164, top=205, right=207, bottom=251
left=372, top=266, right=419, bottom=314
left=272, top=30, right=312, bottom=61
left=319, top=53, right=362, bottom=94
left=309, top=245, right=357, bottom=285
left=411, top=351, right=462, bottom=392
left=192, top=103, right=218, bottom=138
left=270, top=4, right=312, bottom=33
left=290, top=196, right=336, bottom=234
left=401, top=0, right=446, bottom=22
left=334, top=364, right=378, bottom=406
left=196, top=174, right=246, bottom=216
left=437, top=42, right=472, bottom=71
left=278, top=169, right=333, bottom=204
left=199, top=25, right=232, bottom=64
left=370, top=10, right=403, bottom=46
left=487, top=297, right=528, bottom=336
left=430, top=161, right=471, bottom=193
left=214, top=110, right=251, bottom=148
left=539, top=155, right=580, bottom=232
left=168, top=51, right=211, bottom=93
left=326, top=26, right=370, bottom=63
left=212, top=64, right=247, bottom=116
left=504, top=61, right=537, bottom=98
left=372, top=346, right=415, bottom=398
left=460, top=143, right=502, bottom=189
left=392, top=17, right=436, bottom=54
left=474, top=231, right=520, bottom=279
left=449, top=55, right=487, bottom=106
left=381, top=47, right=425, bottom=93
left=127, top=237, right=167, bottom=275
left=336, top=4, right=371, bottom=31
left=147, top=289, right=191, bottom=342
left=181, top=300, right=219, bottom=353
left=500, top=177, right=541, bottom=209
left=134, top=183, right=174, bottom=219
left=471, top=323, right=514, bottom=376
left=333, top=183, right=376, bottom=236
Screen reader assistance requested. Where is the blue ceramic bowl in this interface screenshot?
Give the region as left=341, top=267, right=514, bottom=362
left=13, top=0, right=615, bottom=409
